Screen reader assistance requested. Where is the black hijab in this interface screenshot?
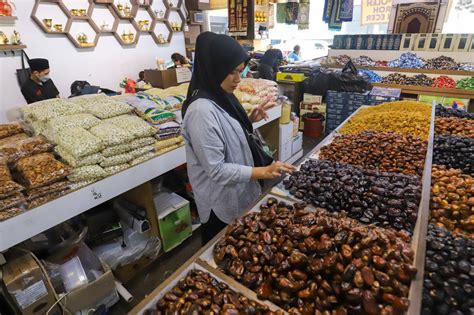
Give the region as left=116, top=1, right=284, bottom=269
left=182, top=32, right=252, bottom=133
left=259, top=49, right=283, bottom=70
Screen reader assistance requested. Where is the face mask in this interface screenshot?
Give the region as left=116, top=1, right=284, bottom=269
left=241, top=65, right=250, bottom=78
left=39, top=74, right=51, bottom=83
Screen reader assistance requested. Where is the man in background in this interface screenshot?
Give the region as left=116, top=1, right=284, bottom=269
left=21, top=58, right=60, bottom=104
left=288, top=45, right=301, bottom=62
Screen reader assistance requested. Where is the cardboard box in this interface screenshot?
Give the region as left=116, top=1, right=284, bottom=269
left=2, top=252, right=59, bottom=315
left=276, top=72, right=306, bottom=83
left=144, top=68, right=191, bottom=89
left=279, top=121, right=294, bottom=146
left=367, top=87, right=401, bottom=105
left=279, top=140, right=293, bottom=162
left=292, top=132, right=303, bottom=155
left=46, top=243, right=116, bottom=313
left=185, top=25, right=201, bottom=45
left=154, top=192, right=192, bottom=252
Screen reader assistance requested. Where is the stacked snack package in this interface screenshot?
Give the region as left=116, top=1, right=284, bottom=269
left=234, top=78, right=278, bottom=114
left=0, top=122, right=71, bottom=218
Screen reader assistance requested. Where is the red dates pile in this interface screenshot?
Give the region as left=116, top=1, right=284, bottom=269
left=319, top=131, right=427, bottom=177
left=214, top=198, right=416, bottom=314
left=433, top=135, right=474, bottom=176
left=422, top=225, right=474, bottom=315
left=283, top=160, right=421, bottom=233
left=144, top=269, right=283, bottom=315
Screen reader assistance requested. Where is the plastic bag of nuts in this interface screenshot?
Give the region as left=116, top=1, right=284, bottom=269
left=56, top=127, right=104, bottom=158
left=0, top=158, right=24, bottom=198
left=0, top=122, right=24, bottom=139
left=104, top=115, right=157, bottom=138
left=0, top=133, right=28, bottom=146
left=82, top=100, right=133, bottom=119
left=99, top=152, right=134, bottom=168
left=144, top=269, right=284, bottom=315
left=20, top=99, right=84, bottom=123
left=0, top=136, right=53, bottom=163
left=89, top=122, right=135, bottom=147
left=435, top=117, right=474, bottom=138
left=67, top=165, right=106, bottom=183
left=56, top=146, right=104, bottom=168
left=14, top=153, right=71, bottom=189
left=430, top=165, right=474, bottom=238
left=0, top=207, right=25, bottom=222
left=0, top=192, right=26, bottom=211
left=214, top=198, right=416, bottom=314
left=101, top=137, right=155, bottom=157
left=103, top=163, right=129, bottom=176
left=27, top=189, right=69, bottom=209
left=45, top=113, right=101, bottom=140
left=26, top=180, right=70, bottom=201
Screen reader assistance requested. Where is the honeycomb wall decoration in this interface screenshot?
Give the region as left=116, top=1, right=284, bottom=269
left=31, top=0, right=185, bottom=48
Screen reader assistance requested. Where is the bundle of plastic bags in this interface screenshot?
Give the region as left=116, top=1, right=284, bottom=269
left=234, top=78, right=278, bottom=114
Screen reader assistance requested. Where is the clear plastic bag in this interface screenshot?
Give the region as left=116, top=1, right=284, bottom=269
left=68, top=93, right=109, bottom=106
left=21, top=99, right=84, bottom=123
left=89, top=122, right=134, bottom=147
left=103, top=163, right=129, bottom=176
left=0, top=192, right=26, bottom=211
left=70, top=180, right=95, bottom=191
left=93, top=227, right=161, bottom=269
left=15, top=153, right=71, bottom=189
left=0, top=122, right=24, bottom=139
left=46, top=113, right=101, bottom=135
left=28, top=189, right=69, bottom=209
left=0, top=206, right=25, bottom=222
left=0, top=136, right=53, bottom=163
left=129, top=145, right=155, bottom=159
left=101, top=137, right=155, bottom=157
left=0, top=133, right=28, bottom=146
left=68, top=165, right=106, bottom=183
left=56, top=127, right=103, bottom=158
left=155, top=136, right=183, bottom=151
left=156, top=142, right=182, bottom=156
left=105, top=115, right=157, bottom=138
left=82, top=100, right=133, bottom=119
left=26, top=180, right=70, bottom=201
left=100, top=152, right=134, bottom=167
left=130, top=152, right=155, bottom=166
left=0, top=159, right=24, bottom=198
left=56, top=146, right=104, bottom=168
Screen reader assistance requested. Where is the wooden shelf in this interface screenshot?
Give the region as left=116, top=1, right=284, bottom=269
left=372, top=83, right=474, bottom=98
left=323, top=64, right=474, bottom=76
left=0, top=16, right=18, bottom=23
left=0, top=44, right=27, bottom=51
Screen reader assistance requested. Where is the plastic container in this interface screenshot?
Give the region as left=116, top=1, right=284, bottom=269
left=303, top=117, right=323, bottom=138
left=279, top=100, right=292, bottom=124
left=59, top=256, right=88, bottom=292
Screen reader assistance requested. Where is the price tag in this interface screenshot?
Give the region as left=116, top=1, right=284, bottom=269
left=90, top=188, right=102, bottom=200
left=175, top=67, right=192, bottom=84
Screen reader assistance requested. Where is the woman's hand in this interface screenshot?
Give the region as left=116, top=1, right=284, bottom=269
left=252, top=161, right=296, bottom=180
left=249, top=105, right=269, bottom=122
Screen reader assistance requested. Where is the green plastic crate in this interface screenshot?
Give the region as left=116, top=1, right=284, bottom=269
left=154, top=192, right=192, bottom=252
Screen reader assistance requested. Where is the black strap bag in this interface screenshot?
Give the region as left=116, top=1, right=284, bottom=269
left=16, top=50, right=31, bottom=88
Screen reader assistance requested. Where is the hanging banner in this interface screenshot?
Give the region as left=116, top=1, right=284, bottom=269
left=361, top=0, right=392, bottom=25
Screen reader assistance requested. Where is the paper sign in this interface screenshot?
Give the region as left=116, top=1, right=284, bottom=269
left=176, top=67, right=192, bottom=84
left=361, top=0, right=392, bottom=25
left=15, top=280, right=48, bottom=309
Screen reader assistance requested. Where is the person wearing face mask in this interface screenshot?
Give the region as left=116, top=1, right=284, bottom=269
left=21, top=58, right=60, bottom=104
left=182, top=32, right=296, bottom=244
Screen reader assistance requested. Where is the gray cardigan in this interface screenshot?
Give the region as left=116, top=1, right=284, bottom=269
left=182, top=98, right=261, bottom=224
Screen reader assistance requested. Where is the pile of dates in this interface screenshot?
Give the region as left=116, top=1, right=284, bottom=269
left=433, top=135, right=474, bottom=176
left=421, top=225, right=474, bottom=315
left=435, top=117, right=474, bottom=138
left=144, top=269, right=283, bottom=315
left=435, top=105, right=474, bottom=120
left=319, top=131, right=427, bottom=177
left=382, top=73, right=434, bottom=87
left=283, top=160, right=421, bottom=233
left=214, top=198, right=417, bottom=314
left=430, top=165, right=474, bottom=238
left=424, top=56, right=459, bottom=70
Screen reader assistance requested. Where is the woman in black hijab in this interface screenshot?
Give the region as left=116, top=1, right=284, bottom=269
left=182, top=33, right=294, bottom=244
left=257, top=49, right=283, bottom=81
